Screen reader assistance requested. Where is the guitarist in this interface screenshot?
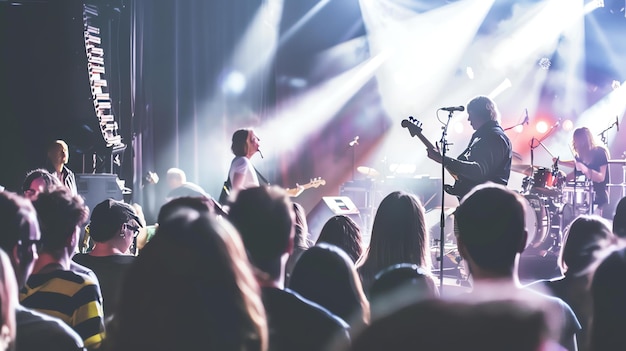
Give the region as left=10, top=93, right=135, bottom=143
left=426, top=96, right=512, bottom=200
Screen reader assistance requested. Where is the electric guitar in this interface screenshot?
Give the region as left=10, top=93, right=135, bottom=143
left=401, top=117, right=467, bottom=199
left=285, top=177, right=326, bottom=197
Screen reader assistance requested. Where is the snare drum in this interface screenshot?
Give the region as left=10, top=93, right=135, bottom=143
left=522, top=195, right=550, bottom=248
left=531, top=168, right=565, bottom=196
left=562, top=186, right=592, bottom=208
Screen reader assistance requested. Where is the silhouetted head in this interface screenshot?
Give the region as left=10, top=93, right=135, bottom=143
left=559, top=215, right=613, bottom=276
left=613, top=196, right=626, bottom=239
left=454, top=183, right=526, bottom=278
left=317, top=215, right=363, bottom=263
left=109, top=208, right=267, bottom=351
left=357, top=191, right=430, bottom=290
left=32, top=186, right=89, bottom=255
left=21, top=169, right=61, bottom=201
left=228, top=186, right=294, bottom=281
left=0, top=192, right=41, bottom=288
left=289, top=243, right=369, bottom=327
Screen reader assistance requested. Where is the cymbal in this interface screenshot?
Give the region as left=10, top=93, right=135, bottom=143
left=608, top=159, right=626, bottom=165
left=512, top=151, right=522, bottom=161
left=511, top=164, right=539, bottom=176
left=357, top=166, right=380, bottom=177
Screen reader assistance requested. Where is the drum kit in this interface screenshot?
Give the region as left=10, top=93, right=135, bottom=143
left=512, top=162, right=594, bottom=253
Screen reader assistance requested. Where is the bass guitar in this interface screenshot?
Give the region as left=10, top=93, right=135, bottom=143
left=285, top=177, right=326, bottom=197
left=401, top=117, right=467, bottom=199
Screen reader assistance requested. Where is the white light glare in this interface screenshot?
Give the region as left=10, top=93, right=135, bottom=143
left=536, top=121, right=549, bottom=134
left=466, top=66, right=475, bottom=80
left=222, top=71, right=247, bottom=95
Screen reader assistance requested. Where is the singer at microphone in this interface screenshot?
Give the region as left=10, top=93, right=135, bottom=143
left=440, top=105, right=465, bottom=112
left=225, top=128, right=268, bottom=202
left=426, top=96, right=512, bottom=200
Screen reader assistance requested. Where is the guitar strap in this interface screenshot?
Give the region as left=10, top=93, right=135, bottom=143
left=254, top=167, right=270, bottom=186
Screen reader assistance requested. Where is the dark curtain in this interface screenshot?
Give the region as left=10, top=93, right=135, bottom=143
left=131, top=0, right=267, bottom=222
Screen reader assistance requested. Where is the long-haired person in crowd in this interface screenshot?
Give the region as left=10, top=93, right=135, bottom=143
left=285, top=202, right=311, bottom=286
left=0, top=250, right=18, bottom=351
left=21, top=168, right=61, bottom=201
left=105, top=202, right=267, bottom=351
left=527, top=215, right=614, bottom=351
left=316, top=215, right=363, bottom=263
left=357, top=191, right=434, bottom=293
left=557, top=127, right=610, bottom=216
left=591, top=245, right=626, bottom=351
left=613, top=196, right=626, bottom=241
left=289, top=243, right=369, bottom=335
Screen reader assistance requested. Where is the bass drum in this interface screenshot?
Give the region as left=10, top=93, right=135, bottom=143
left=522, top=195, right=550, bottom=249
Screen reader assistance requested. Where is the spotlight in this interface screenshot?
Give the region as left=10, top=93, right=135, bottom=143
left=536, top=121, right=549, bottom=134
left=538, top=57, right=551, bottom=70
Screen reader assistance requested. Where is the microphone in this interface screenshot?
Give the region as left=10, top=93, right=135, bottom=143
left=616, top=116, right=620, bottom=132
left=553, top=156, right=559, bottom=173
left=258, top=149, right=264, bottom=159
left=440, top=106, right=465, bottom=112
left=349, top=136, right=359, bottom=147
left=524, top=108, right=529, bottom=125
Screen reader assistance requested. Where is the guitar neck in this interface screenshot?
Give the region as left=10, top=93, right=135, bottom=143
left=285, top=179, right=325, bottom=197
left=416, top=133, right=436, bottom=150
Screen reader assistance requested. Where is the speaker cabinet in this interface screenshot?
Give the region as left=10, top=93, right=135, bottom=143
left=76, top=173, right=123, bottom=213
left=306, top=196, right=361, bottom=243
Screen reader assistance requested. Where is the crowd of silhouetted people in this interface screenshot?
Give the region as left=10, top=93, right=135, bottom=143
left=1, top=141, right=626, bottom=350
left=1, top=168, right=626, bottom=350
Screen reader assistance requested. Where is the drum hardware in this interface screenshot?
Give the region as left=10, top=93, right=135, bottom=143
left=516, top=124, right=569, bottom=254
left=608, top=158, right=626, bottom=197
left=511, top=163, right=539, bottom=177
left=522, top=194, right=551, bottom=249
left=529, top=167, right=565, bottom=197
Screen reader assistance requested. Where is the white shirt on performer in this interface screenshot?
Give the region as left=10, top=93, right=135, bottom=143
left=229, top=156, right=260, bottom=197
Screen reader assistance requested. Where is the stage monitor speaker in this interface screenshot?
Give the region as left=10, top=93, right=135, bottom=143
left=306, top=196, right=361, bottom=243
left=76, top=173, right=123, bottom=213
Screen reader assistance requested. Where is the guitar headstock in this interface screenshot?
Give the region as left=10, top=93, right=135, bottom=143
left=308, top=177, right=326, bottom=188
left=144, top=171, right=159, bottom=185
left=401, top=116, right=423, bottom=136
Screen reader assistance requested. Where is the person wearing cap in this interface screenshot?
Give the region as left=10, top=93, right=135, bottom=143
left=73, top=198, right=142, bottom=318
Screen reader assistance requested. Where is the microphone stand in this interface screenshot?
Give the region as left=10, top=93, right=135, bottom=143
left=348, top=138, right=358, bottom=181
left=598, top=120, right=618, bottom=147
left=438, top=111, right=454, bottom=292
left=504, top=120, right=526, bottom=131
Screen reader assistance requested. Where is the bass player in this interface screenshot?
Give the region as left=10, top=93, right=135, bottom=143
left=426, top=95, right=512, bottom=200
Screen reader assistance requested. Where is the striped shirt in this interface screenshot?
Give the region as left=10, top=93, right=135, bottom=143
left=20, top=269, right=105, bottom=349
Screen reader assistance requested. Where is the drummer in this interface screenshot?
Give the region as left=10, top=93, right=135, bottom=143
left=555, top=127, right=610, bottom=216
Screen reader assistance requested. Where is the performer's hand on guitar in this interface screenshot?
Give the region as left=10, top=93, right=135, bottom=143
left=285, top=183, right=305, bottom=197
left=426, top=144, right=443, bottom=164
